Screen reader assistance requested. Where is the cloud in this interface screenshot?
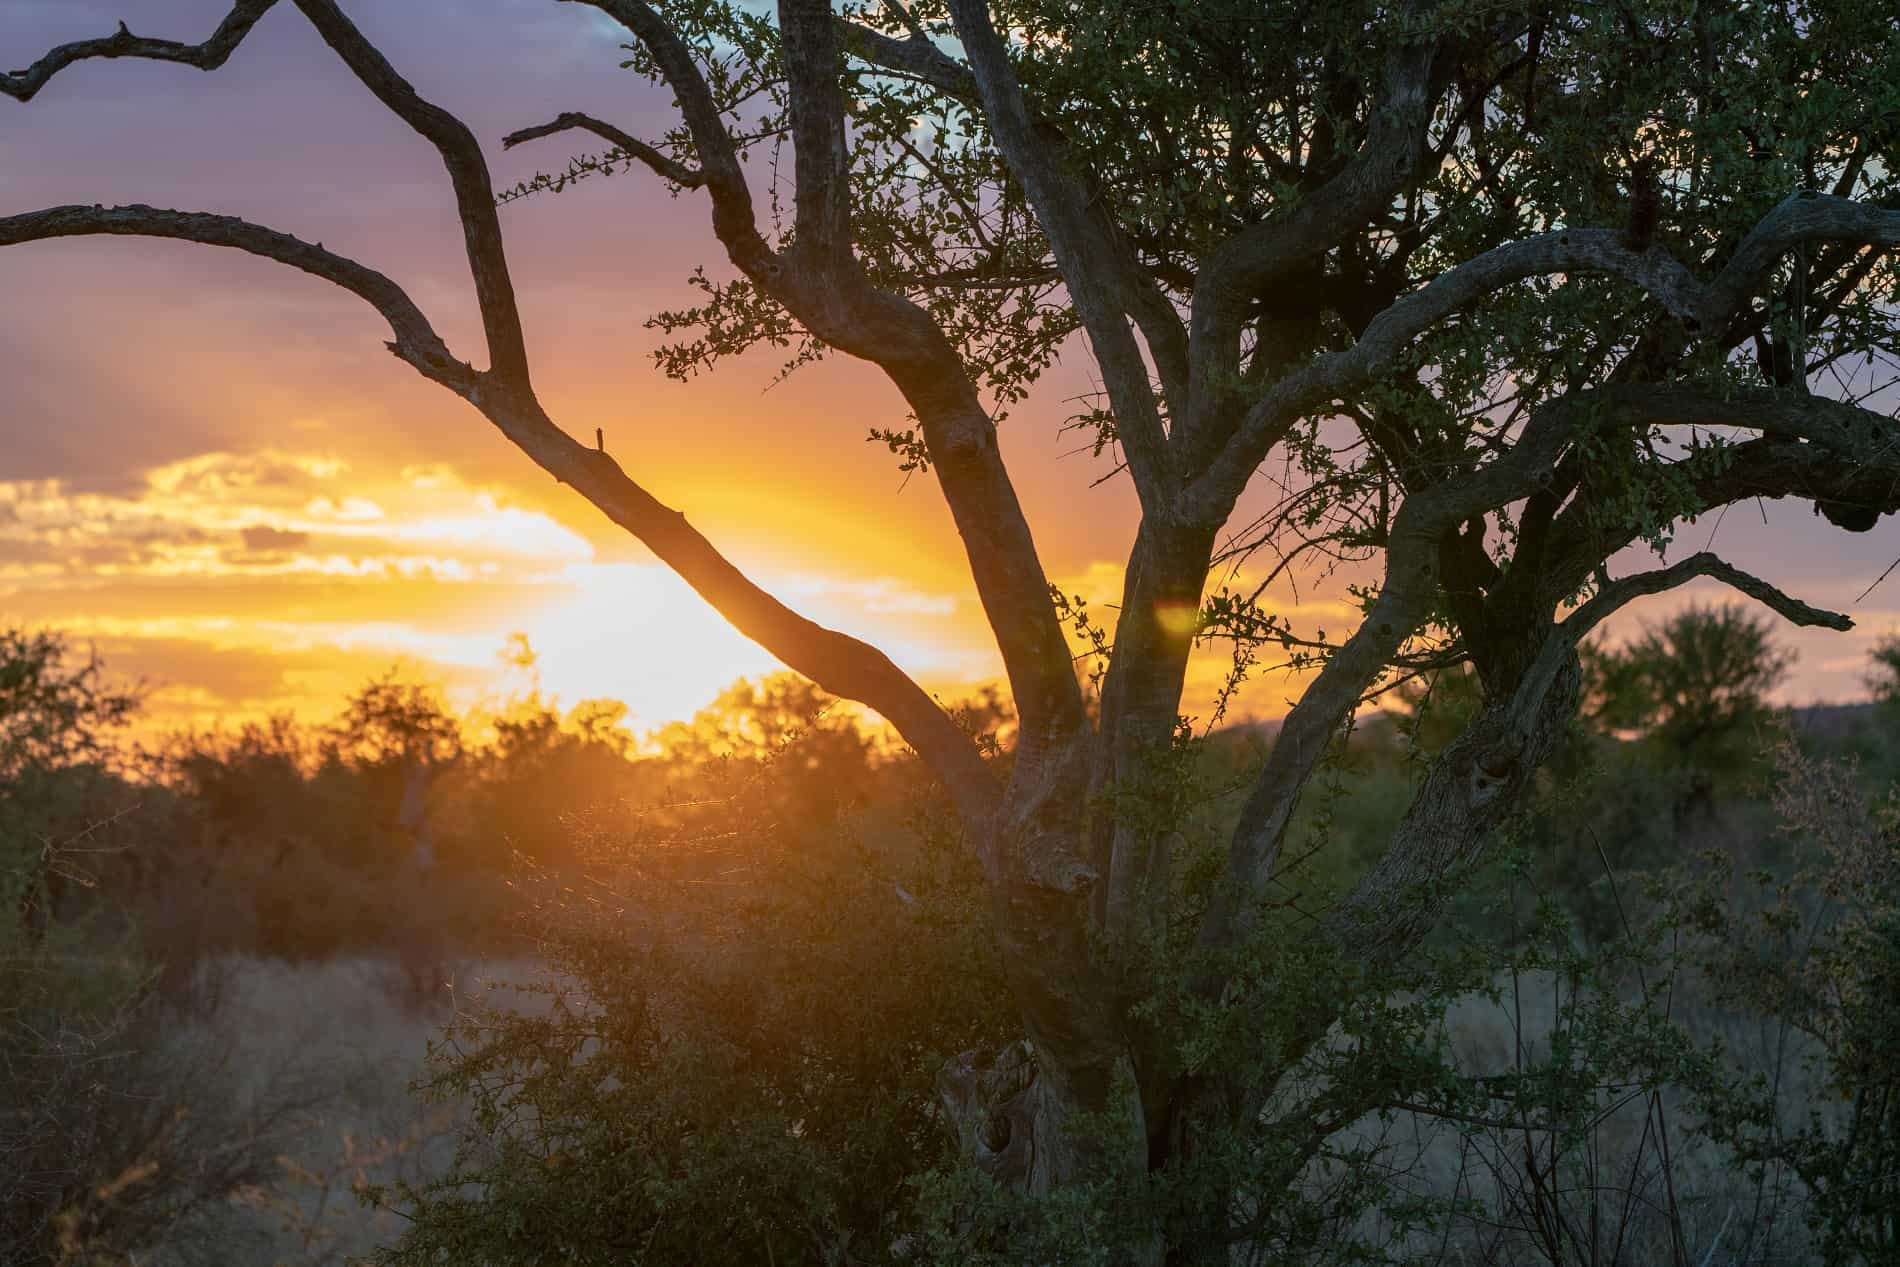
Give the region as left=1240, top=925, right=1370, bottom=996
left=2, top=443, right=1016, bottom=732
left=0, top=452, right=603, bottom=589
left=239, top=525, right=311, bottom=551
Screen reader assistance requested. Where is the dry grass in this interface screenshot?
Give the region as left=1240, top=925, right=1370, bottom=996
left=136, top=953, right=538, bottom=1267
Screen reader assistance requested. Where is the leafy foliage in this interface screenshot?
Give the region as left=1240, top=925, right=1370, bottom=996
left=1, top=630, right=289, bottom=1267
left=1677, top=741, right=1900, bottom=1264
left=0, top=629, right=140, bottom=934
left=374, top=723, right=1013, bottom=1266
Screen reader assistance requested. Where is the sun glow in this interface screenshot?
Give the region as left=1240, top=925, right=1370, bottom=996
left=0, top=450, right=1015, bottom=736
left=514, top=562, right=781, bottom=730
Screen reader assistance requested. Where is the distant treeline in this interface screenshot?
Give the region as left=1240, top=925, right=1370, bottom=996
left=4, top=636, right=1004, bottom=977
left=6, top=611, right=1898, bottom=978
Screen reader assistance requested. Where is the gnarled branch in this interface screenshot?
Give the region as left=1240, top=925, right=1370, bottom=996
left=1700, top=192, right=1900, bottom=333
left=290, top=0, right=532, bottom=393
left=0, top=203, right=473, bottom=391
left=486, top=404, right=1007, bottom=834
left=1, top=0, right=278, bottom=101
left=1181, top=202, right=1900, bottom=525
left=833, top=14, right=979, bottom=104
left=502, top=112, right=704, bottom=188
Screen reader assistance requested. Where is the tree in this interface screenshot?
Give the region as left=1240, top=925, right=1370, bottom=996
left=1870, top=634, right=1900, bottom=709
left=0, top=628, right=138, bottom=786
left=7, top=1, right=1899, bottom=1260
left=1584, top=603, right=1793, bottom=751
left=1, top=628, right=140, bottom=943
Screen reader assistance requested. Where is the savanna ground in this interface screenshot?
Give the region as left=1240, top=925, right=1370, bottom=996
left=6, top=614, right=1900, bottom=1265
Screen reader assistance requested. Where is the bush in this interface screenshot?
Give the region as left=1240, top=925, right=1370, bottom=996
left=0, top=628, right=302, bottom=1265
left=1678, top=739, right=1900, bottom=1264
left=375, top=737, right=1012, bottom=1266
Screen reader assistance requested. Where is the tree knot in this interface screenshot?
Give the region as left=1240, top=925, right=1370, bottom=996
left=937, top=1040, right=1041, bottom=1180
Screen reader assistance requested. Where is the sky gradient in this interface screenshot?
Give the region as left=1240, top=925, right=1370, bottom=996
left=4, top=1, right=1896, bottom=741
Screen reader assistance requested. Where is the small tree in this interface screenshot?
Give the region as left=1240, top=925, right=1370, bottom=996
left=7, top=2, right=1900, bottom=1260
left=0, top=628, right=140, bottom=942
left=331, top=674, right=463, bottom=772
left=1869, top=635, right=1900, bottom=710
left=1585, top=603, right=1793, bottom=754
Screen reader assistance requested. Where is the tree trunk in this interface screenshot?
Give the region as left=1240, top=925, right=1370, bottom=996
left=937, top=643, right=1589, bottom=1264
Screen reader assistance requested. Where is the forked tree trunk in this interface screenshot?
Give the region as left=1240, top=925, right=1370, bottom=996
left=935, top=648, right=1588, bottom=1265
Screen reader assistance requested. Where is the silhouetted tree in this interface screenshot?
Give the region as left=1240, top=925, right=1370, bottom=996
left=7, top=3, right=1900, bottom=1259
left=1871, top=634, right=1900, bottom=710
left=1586, top=604, right=1792, bottom=752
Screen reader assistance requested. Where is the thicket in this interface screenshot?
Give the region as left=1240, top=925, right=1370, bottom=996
left=374, top=610, right=1900, bottom=1265
left=1, top=630, right=300, bottom=1266
left=0, top=628, right=910, bottom=1264
left=6, top=616, right=1900, bottom=1263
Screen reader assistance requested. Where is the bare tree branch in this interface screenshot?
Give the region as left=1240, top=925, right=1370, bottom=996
left=0, top=203, right=473, bottom=390
left=1, top=0, right=278, bottom=102
left=288, top=0, right=532, bottom=393
left=489, top=406, right=1007, bottom=834
left=566, top=0, right=775, bottom=272
left=1515, top=552, right=1852, bottom=739
left=1531, top=423, right=1900, bottom=628
left=502, top=111, right=705, bottom=188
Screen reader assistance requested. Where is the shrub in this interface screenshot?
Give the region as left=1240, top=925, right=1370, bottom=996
left=375, top=738, right=1012, bottom=1266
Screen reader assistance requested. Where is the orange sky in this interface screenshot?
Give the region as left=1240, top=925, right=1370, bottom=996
left=4, top=1, right=1896, bottom=743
